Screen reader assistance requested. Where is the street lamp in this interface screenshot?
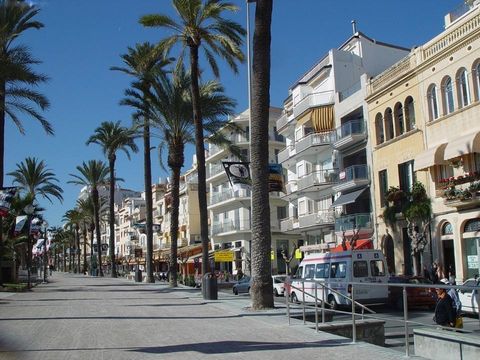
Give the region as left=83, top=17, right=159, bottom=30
left=23, top=204, right=35, bottom=289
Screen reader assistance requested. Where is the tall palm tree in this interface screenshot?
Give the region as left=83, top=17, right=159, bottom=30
left=147, top=68, right=236, bottom=287
left=111, top=42, right=171, bottom=283
left=69, top=160, right=109, bottom=277
left=140, top=0, right=246, bottom=278
left=63, top=209, right=82, bottom=273
left=0, top=0, right=52, bottom=286
left=86, top=121, right=138, bottom=278
left=250, top=0, right=274, bottom=309
left=76, top=196, right=95, bottom=275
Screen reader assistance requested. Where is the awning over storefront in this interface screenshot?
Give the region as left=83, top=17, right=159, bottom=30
left=330, top=188, right=367, bottom=207
left=330, top=238, right=373, bottom=253
left=413, top=143, right=448, bottom=171
left=444, top=131, right=480, bottom=160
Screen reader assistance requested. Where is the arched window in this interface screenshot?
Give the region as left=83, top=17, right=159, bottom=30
left=375, top=113, right=384, bottom=145
left=442, top=76, right=454, bottom=115
left=472, top=60, right=480, bottom=101
left=427, top=84, right=439, bottom=121
left=393, top=102, right=404, bottom=137
left=464, top=218, right=480, bottom=233
left=384, top=108, right=394, bottom=141
left=456, top=68, right=471, bottom=108
left=404, top=96, right=416, bottom=131
left=441, top=222, right=453, bottom=235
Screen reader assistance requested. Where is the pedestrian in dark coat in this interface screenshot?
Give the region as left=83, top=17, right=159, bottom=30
left=433, top=287, right=456, bottom=327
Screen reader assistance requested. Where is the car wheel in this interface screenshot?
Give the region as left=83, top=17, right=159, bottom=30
left=233, top=288, right=238, bottom=295
left=291, top=292, right=298, bottom=303
left=328, top=295, right=338, bottom=310
left=274, top=289, right=279, bottom=297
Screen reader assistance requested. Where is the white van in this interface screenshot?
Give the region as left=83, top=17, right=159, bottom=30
left=286, top=247, right=389, bottom=308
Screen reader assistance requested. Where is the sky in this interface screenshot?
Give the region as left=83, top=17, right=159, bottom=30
left=6, top=0, right=461, bottom=227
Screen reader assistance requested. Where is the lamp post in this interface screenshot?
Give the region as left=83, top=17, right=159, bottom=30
left=23, top=204, right=35, bottom=289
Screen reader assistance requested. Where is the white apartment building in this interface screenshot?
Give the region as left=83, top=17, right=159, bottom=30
left=206, top=108, right=291, bottom=275
left=278, top=31, right=410, bottom=249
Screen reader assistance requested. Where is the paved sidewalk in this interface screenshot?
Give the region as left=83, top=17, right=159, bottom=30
left=0, top=273, right=425, bottom=360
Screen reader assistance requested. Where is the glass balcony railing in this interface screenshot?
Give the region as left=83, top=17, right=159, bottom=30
left=335, top=119, right=365, bottom=140
left=297, top=169, right=338, bottom=190
left=210, top=189, right=251, bottom=205
left=295, top=131, right=335, bottom=154
left=207, top=163, right=225, bottom=178
left=211, top=219, right=250, bottom=235
left=337, top=164, right=369, bottom=183
left=293, top=91, right=335, bottom=118
left=335, top=213, right=372, bottom=232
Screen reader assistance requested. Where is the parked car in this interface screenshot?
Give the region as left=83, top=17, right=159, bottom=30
left=272, top=275, right=287, bottom=297
left=388, top=275, right=436, bottom=310
left=232, top=276, right=251, bottom=295
left=458, top=278, right=479, bottom=315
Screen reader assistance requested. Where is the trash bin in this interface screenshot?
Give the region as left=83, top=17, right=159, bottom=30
left=135, top=269, right=142, bottom=282
left=202, top=272, right=218, bottom=300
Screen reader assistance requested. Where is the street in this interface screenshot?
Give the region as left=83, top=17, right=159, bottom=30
left=0, top=273, right=418, bottom=360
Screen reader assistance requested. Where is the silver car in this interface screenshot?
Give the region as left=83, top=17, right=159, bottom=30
left=232, top=276, right=251, bottom=295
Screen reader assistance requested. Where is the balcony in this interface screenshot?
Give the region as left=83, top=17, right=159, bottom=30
left=211, top=219, right=250, bottom=236
left=278, top=145, right=295, bottom=164
left=277, top=112, right=294, bottom=132
left=293, top=91, right=335, bottom=118
left=207, top=163, right=226, bottom=181
left=333, top=119, right=367, bottom=150
left=280, top=217, right=300, bottom=232
left=297, top=169, right=338, bottom=193
left=332, top=164, right=369, bottom=192
left=334, top=213, right=373, bottom=236
left=208, top=188, right=251, bottom=210
left=298, top=210, right=335, bottom=229
left=295, top=131, right=335, bottom=156
left=285, top=181, right=298, bottom=195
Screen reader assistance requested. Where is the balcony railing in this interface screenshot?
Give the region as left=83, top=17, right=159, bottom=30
left=211, top=219, right=250, bottom=235
left=277, top=113, right=290, bottom=130
left=295, top=131, right=335, bottom=154
left=285, top=181, right=298, bottom=195
left=339, top=81, right=361, bottom=102
left=337, top=164, right=369, bottom=183
left=297, top=169, right=338, bottom=191
left=210, top=188, right=251, bottom=205
left=278, top=145, right=295, bottom=164
left=208, top=144, right=223, bottom=157
left=293, top=91, right=335, bottom=118
left=335, top=213, right=372, bottom=232
left=298, top=210, right=335, bottom=228
left=207, top=163, right=225, bottom=178
left=280, top=217, right=299, bottom=232
left=335, top=119, right=365, bottom=140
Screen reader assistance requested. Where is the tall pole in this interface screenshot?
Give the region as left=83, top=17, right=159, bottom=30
left=246, top=0, right=253, bottom=277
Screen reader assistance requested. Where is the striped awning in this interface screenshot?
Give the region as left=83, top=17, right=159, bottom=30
left=312, top=105, right=334, bottom=133
left=413, top=143, right=448, bottom=171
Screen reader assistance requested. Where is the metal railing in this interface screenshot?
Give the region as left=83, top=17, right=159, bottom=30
left=210, top=188, right=251, bottom=205
left=293, top=91, right=335, bottom=118
left=207, top=163, right=225, bottom=178
left=284, top=278, right=479, bottom=357
left=335, top=213, right=371, bottom=232
left=337, top=164, right=369, bottom=183
left=335, top=119, right=365, bottom=140
left=339, top=81, right=362, bottom=102
left=297, top=169, right=338, bottom=190
left=295, top=132, right=335, bottom=154
left=211, top=219, right=250, bottom=235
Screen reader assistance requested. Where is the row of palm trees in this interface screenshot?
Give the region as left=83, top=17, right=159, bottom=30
left=1, top=0, right=276, bottom=309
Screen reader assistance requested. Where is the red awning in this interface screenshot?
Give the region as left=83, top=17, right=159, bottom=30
left=330, top=239, right=373, bottom=253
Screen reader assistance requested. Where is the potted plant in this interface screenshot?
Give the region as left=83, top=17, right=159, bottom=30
left=468, top=181, right=480, bottom=197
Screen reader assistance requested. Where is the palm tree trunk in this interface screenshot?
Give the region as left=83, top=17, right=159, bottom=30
left=89, top=225, right=94, bottom=275
left=0, top=81, right=5, bottom=285
left=143, top=117, right=154, bottom=283
left=250, top=0, right=274, bottom=310
left=92, top=187, right=103, bottom=276
left=108, top=157, right=117, bottom=278
left=76, top=227, right=81, bottom=273
left=63, top=244, right=66, bottom=272
left=69, top=239, right=72, bottom=272
left=189, top=45, right=210, bottom=278
left=82, top=222, right=88, bottom=274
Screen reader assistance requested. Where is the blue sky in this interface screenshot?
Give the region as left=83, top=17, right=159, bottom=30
left=6, top=0, right=460, bottom=226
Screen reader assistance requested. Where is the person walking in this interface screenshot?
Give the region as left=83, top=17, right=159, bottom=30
left=433, top=287, right=456, bottom=327
left=440, top=278, right=461, bottom=314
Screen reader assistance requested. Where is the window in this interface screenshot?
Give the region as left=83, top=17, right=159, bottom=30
left=384, top=108, right=394, bottom=141
left=304, top=264, right=315, bottom=279
left=457, top=68, right=471, bottom=108
left=404, top=96, right=416, bottom=131
left=474, top=61, right=480, bottom=101
left=375, top=113, right=384, bottom=145
left=379, top=169, right=388, bottom=207
left=438, top=164, right=453, bottom=183
left=464, top=218, right=480, bottom=232
left=441, top=222, right=453, bottom=235
left=295, top=266, right=303, bottom=279
left=399, top=160, right=415, bottom=192
left=370, top=260, right=385, bottom=276
left=442, top=77, right=455, bottom=115
left=353, top=261, right=368, bottom=277
left=330, top=261, right=347, bottom=278
left=428, top=84, right=439, bottom=120
left=315, top=263, right=330, bottom=278
left=394, top=102, right=404, bottom=136
left=277, top=206, right=287, bottom=220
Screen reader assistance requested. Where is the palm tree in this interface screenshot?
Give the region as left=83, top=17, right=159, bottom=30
left=250, top=0, right=274, bottom=309
left=69, top=160, right=109, bottom=277
left=0, top=0, right=52, bottom=286
left=63, top=209, right=82, bottom=273
left=76, top=197, right=95, bottom=275
left=86, top=121, right=138, bottom=278
left=111, top=42, right=171, bottom=283
left=147, top=68, right=236, bottom=287
left=140, top=0, right=245, bottom=280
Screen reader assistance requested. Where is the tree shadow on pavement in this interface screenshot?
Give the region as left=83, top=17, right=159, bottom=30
left=128, top=339, right=349, bottom=355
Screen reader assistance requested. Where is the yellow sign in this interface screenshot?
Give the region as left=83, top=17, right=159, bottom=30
left=271, top=250, right=275, bottom=260
left=295, top=248, right=302, bottom=259
left=214, top=250, right=234, bottom=262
